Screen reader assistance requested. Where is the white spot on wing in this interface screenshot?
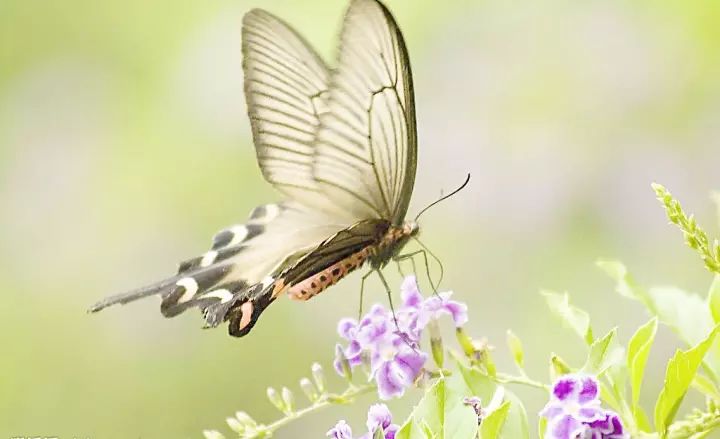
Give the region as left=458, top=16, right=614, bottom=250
left=228, top=225, right=249, bottom=246
left=201, top=289, right=234, bottom=303
left=261, top=276, right=274, bottom=289
left=200, top=250, right=218, bottom=267
left=176, top=277, right=199, bottom=303
left=250, top=204, right=280, bottom=225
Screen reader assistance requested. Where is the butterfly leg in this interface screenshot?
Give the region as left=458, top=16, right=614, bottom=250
left=393, top=249, right=438, bottom=294
left=374, top=269, right=400, bottom=328
left=358, top=270, right=375, bottom=320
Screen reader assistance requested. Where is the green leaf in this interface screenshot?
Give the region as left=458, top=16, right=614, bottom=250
left=599, top=260, right=720, bottom=380
left=709, top=275, right=720, bottom=324
left=395, top=377, right=478, bottom=439
left=691, top=374, right=720, bottom=401
left=538, top=417, right=547, bottom=439
left=542, top=291, right=594, bottom=345
left=455, top=362, right=530, bottom=439
left=654, top=325, right=720, bottom=436
left=582, top=328, right=621, bottom=375
left=596, top=260, right=654, bottom=310
left=549, top=354, right=572, bottom=381
left=627, top=318, right=658, bottom=416
left=480, top=401, right=510, bottom=439
left=506, top=330, right=524, bottom=369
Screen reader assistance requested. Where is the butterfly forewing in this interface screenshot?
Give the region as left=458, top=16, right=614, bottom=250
left=242, top=9, right=330, bottom=201
left=313, top=0, right=417, bottom=226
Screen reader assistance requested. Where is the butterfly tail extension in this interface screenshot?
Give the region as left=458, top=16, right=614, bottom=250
left=89, top=263, right=232, bottom=316
left=87, top=277, right=178, bottom=313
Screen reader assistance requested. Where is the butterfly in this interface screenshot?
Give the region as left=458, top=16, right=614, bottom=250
left=90, top=0, right=430, bottom=338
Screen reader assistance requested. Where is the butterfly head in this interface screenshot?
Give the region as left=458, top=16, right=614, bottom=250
left=403, top=220, right=420, bottom=237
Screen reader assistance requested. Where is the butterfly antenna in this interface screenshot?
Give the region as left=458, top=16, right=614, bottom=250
left=414, top=173, right=471, bottom=222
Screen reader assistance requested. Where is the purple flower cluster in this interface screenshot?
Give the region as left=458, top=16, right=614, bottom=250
left=334, top=276, right=468, bottom=400
left=327, top=404, right=398, bottom=439
left=540, top=374, right=627, bottom=439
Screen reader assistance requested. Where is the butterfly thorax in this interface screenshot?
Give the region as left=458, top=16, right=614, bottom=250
left=368, top=220, right=418, bottom=269
left=285, top=220, right=418, bottom=301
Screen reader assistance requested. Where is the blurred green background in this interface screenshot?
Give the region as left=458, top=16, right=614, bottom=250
left=1, top=0, right=719, bottom=437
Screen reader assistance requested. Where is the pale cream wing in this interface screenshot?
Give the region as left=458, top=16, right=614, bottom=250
left=242, top=9, right=330, bottom=203
left=313, top=0, right=417, bottom=225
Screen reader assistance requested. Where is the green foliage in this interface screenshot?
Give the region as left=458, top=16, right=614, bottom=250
left=479, top=401, right=510, bottom=439
left=395, top=377, right=478, bottom=439
left=628, top=318, right=658, bottom=427
left=455, top=362, right=530, bottom=439
left=709, top=276, right=720, bottom=324
left=541, top=290, right=594, bottom=345
left=655, top=326, right=720, bottom=436
left=652, top=183, right=720, bottom=274
left=598, top=259, right=720, bottom=380
left=506, top=330, right=524, bottom=369
left=581, top=328, right=622, bottom=376
left=208, top=182, right=720, bottom=439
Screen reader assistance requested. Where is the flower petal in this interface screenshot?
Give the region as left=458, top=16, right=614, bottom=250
left=366, top=403, right=393, bottom=432
left=552, top=376, right=577, bottom=402
left=400, top=275, right=423, bottom=309
left=375, top=361, right=406, bottom=400
left=327, top=420, right=353, bottom=439
left=547, top=414, right=587, bottom=439
left=337, top=318, right=358, bottom=339
left=578, top=375, right=599, bottom=403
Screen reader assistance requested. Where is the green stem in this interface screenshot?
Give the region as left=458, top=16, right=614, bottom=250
left=254, top=384, right=376, bottom=437
left=495, top=372, right=549, bottom=391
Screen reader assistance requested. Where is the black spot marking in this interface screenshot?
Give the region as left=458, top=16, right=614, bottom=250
left=177, top=257, right=201, bottom=274
left=211, top=229, right=234, bottom=250
left=311, top=282, right=317, bottom=288
left=193, top=265, right=231, bottom=289
left=332, top=268, right=341, bottom=276
left=320, top=275, right=327, bottom=282
left=250, top=205, right=266, bottom=220
left=161, top=286, right=191, bottom=317
left=215, top=245, right=246, bottom=263
left=245, top=224, right=264, bottom=241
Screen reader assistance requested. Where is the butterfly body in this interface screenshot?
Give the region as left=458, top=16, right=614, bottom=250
left=285, top=221, right=418, bottom=301
left=90, top=0, right=422, bottom=338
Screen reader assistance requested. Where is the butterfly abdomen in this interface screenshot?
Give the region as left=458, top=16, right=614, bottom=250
left=287, top=246, right=372, bottom=301
left=286, top=223, right=418, bottom=301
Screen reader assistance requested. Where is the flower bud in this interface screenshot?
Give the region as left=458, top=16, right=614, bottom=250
left=281, top=387, right=295, bottom=413
left=266, top=387, right=286, bottom=412
left=335, top=345, right=353, bottom=382
left=234, top=411, right=255, bottom=427
left=300, top=377, right=319, bottom=402
left=202, top=430, right=225, bottom=439
left=226, top=417, right=244, bottom=434
left=311, top=362, right=326, bottom=392
left=428, top=321, right=444, bottom=368
left=455, top=327, right=475, bottom=357
left=550, top=354, right=571, bottom=380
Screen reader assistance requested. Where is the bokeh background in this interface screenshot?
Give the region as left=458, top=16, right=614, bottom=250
left=1, top=0, right=719, bottom=437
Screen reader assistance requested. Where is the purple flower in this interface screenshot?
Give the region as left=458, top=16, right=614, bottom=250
left=540, top=375, right=627, bottom=439
left=333, top=276, right=468, bottom=400
left=328, top=404, right=398, bottom=439
left=366, top=404, right=398, bottom=439
left=327, top=420, right=353, bottom=439
left=372, top=345, right=427, bottom=400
